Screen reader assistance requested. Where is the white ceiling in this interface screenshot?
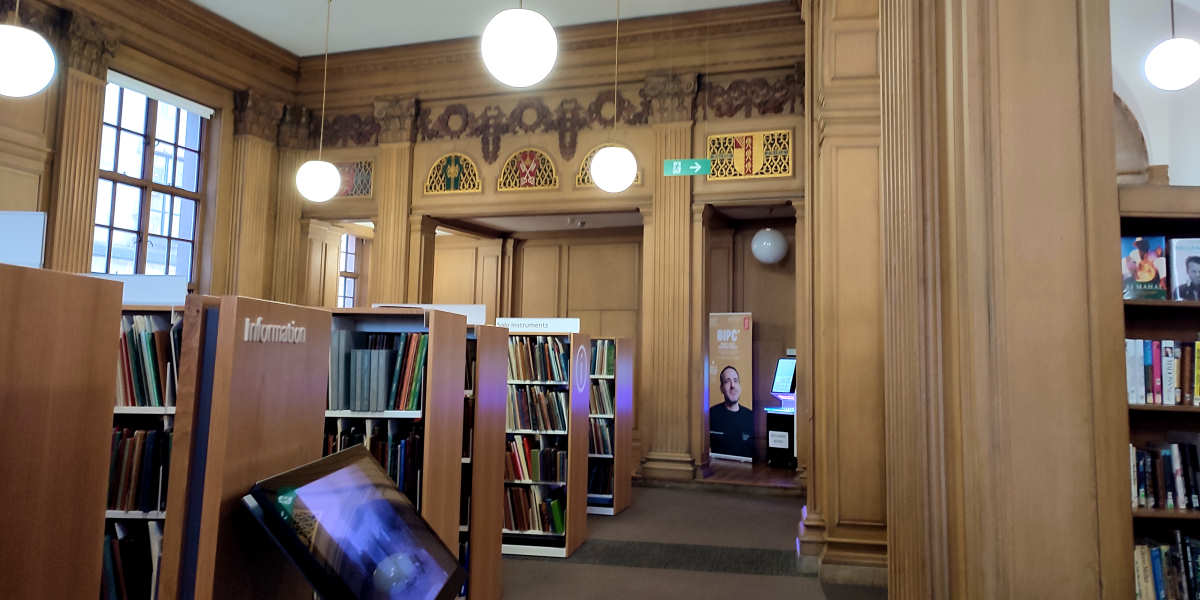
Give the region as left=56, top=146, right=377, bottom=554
left=191, top=0, right=774, bottom=56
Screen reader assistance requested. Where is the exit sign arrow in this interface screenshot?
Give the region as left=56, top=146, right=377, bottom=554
left=663, top=159, right=711, bottom=176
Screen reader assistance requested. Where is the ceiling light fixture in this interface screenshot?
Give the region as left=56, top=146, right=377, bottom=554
left=590, top=0, right=637, bottom=194
left=1145, top=0, right=1200, bottom=91
left=296, top=0, right=340, bottom=203
left=481, top=2, right=557, bottom=88
left=0, top=0, right=56, bottom=98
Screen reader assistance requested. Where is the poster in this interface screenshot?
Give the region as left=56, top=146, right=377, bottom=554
left=708, top=313, right=754, bottom=461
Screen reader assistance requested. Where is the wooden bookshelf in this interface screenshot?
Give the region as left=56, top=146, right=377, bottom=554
left=461, top=325, right=507, bottom=600
left=502, top=332, right=590, bottom=559
left=1129, top=404, right=1200, bottom=414
left=0, top=265, right=122, bottom=599
left=322, top=308, right=467, bottom=555
left=1133, top=509, right=1200, bottom=520
left=586, top=338, right=634, bottom=516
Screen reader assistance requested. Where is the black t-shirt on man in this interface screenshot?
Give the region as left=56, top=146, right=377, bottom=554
left=709, top=403, right=753, bottom=458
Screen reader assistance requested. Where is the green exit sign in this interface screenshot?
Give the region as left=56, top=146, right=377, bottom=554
left=663, top=159, right=712, bottom=176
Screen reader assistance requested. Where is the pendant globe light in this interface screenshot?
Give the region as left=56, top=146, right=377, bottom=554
left=297, top=0, right=340, bottom=203
left=0, top=0, right=56, bottom=98
left=1145, top=0, right=1200, bottom=91
left=481, top=1, right=557, bottom=88
left=590, top=0, right=637, bottom=194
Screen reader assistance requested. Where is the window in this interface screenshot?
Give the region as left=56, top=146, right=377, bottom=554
left=337, top=233, right=358, bottom=308
left=92, top=79, right=206, bottom=281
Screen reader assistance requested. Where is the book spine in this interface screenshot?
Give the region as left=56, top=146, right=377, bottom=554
left=1140, top=449, right=1149, bottom=508
left=1130, top=339, right=1146, bottom=404
left=1165, top=449, right=1177, bottom=510
left=1166, top=341, right=1178, bottom=406
left=1187, top=343, right=1196, bottom=406
left=1175, top=444, right=1189, bottom=510
left=1154, top=546, right=1168, bottom=600
left=1180, top=530, right=1192, bottom=600
left=1148, top=340, right=1157, bottom=404
left=1156, top=340, right=1164, bottom=404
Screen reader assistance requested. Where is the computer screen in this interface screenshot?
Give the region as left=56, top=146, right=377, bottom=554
left=771, top=357, right=796, bottom=394
left=242, top=445, right=464, bottom=600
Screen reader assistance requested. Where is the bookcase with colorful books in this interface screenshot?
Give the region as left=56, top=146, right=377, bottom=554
left=1120, top=187, right=1200, bottom=599
left=587, top=338, right=634, bottom=516
left=502, top=332, right=590, bottom=558
left=321, top=308, right=467, bottom=553
left=103, top=305, right=183, bottom=600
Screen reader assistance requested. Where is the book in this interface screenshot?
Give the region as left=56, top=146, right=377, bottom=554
left=1124, top=236, right=1169, bottom=300
left=1170, top=239, right=1200, bottom=301
left=1155, top=341, right=1164, bottom=404
left=1166, top=341, right=1178, bottom=406
left=1129, top=340, right=1147, bottom=405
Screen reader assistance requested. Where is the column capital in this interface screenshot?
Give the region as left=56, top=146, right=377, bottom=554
left=644, top=71, right=699, bottom=124
left=233, top=90, right=284, bottom=142
left=64, top=12, right=118, bottom=79
left=277, top=103, right=314, bottom=150
left=373, top=95, right=419, bottom=145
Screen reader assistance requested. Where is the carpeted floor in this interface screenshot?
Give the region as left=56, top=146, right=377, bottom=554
left=501, top=486, right=887, bottom=599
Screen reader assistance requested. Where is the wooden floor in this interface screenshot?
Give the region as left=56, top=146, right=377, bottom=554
left=699, top=458, right=803, bottom=489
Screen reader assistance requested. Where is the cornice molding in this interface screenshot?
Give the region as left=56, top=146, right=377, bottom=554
left=233, top=89, right=284, bottom=141
left=374, top=95, right=419, bottom=145
left=64, top=11, right=119, bottom=79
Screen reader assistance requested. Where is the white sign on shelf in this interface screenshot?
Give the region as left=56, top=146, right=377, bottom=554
left=768, top=431, right=790, bottom=449
left=0, top=211, right=46, bottom=268
left=495, top=317, right=580, bottom=334
left=89, top=274, right=188, bottom=306
left=372, top=303, right=486, bottom=325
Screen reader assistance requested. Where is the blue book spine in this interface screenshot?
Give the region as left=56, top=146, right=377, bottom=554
left=1153, top=546, right=1167, bottom=600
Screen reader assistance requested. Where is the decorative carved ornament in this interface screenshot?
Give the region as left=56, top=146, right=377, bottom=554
left=706, top=129, right=793, bottom=181
left=424, top=152, right=481, bottom=195
left=233, top=90, right=284, bottom=141
left=698, top=66, right=804, bottom=120
left=497, top=148, right=558, bottom=191
left=277, top=103, right=313, bottom=150
left=418, top=89, right=649, bottom=164
left=576, top=144, right=642, bottom=188
left=374, top=95, right=419, bottom=144
left=333, top=160, right=374, bottom=197
left=644, top=71, right=699, bottom=124
left=65, top=12, right=118, bottom=79
left=322, top=114, right=381, bottom=148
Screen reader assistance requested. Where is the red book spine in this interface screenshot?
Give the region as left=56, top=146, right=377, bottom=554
left=1154, top=340, right=1163, bottom=404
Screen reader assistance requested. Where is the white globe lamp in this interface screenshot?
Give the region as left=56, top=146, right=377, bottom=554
left=296, top=160, right=340, bottom=203
left=481, top=9, right=557, bottom=88
left=1145, top=37, right=1200, bottom=91
left=590, top=146, right=637, bottom=193
left=751, top=228, right=788, bottom=264
left=0, top=13, right=56, bottom=98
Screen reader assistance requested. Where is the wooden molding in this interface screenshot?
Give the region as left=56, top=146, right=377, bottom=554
left=233, top=89, right=284, bottom=141
left=46, top=68, right=105, bottom=272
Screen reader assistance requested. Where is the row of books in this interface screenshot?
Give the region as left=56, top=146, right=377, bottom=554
left=329, top=331, right=429, bottom=412
left=506, top=385, right=569, bottom=432
left=1134, top=532, right=1200, bottom=600
left=100, top=521, right=163, bottom=600
left=323, top=422, right=423, bottom=505
left=590, top=339, right=616, bottom=376
left=503, top=485, right=565, bottom=534
left=507, top=335, right=569, bottom=382
left=505, top=435, right=568, bottom=483
left=588, top=418, right=613, bottom=455
left=590, top=380, right=615, bottom=415
left=116, top=314, right=181, bottom=408
left=1130, top=442, right=1200, bottom=510
left=108, top=428, right=171, bottom=513
left=1125, top=339, right=1200, bottom=405
left=1122, top=236, right=1200, bottom=301
left=588, top=462, right=613, bottom=496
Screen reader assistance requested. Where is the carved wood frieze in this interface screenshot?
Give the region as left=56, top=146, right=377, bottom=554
left=374, top=95, right=419, bottom=144
left=233, top=90, right=284, bottom=141
left=644, top=72, right=699, bottom=124
left=321, top=113, right=381, bottom=148
left=277, top=103, right=313, bottom=150
left=64, top=12, right=119, bottom=79
left=698, top=66, right=804, bottom=120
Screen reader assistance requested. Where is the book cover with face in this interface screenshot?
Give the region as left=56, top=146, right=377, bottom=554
left=1170, top=238, right=1200, bottom=301
left=1122, top=236, right=1168, bottom=300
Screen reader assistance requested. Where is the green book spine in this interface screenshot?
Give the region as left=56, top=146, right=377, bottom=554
left=408, top=335, right=429, bottom=411
left=550, top=499, right=564, bottom=534
left=389, top=333, right=406, bottom=411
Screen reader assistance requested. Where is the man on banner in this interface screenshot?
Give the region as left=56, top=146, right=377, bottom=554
left=709, top=365, right=753, bottom=458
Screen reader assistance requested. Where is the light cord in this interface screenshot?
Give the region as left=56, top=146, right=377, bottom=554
left=613, top=0, right=620, bottom=128
left=318, top=0, right=331, bottom=159
left=12, top=0, right=20, bottom=25
left=1171, top=0, right=1177, bottom=38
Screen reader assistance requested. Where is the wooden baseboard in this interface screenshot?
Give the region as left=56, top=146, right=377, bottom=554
left=819, top=563, right=887, bottom=588
left=641, top=452, right=695, bottom=481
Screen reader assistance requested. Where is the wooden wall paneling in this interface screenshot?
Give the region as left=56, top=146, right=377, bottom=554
left=468, top=324, right=508, bottom=599
left=369, top=96, right=418, bottom=305
left=190, top=297, right=330, bottom=599
left=708, top=228, right=735, bottom=313
left=564, top=333, right=591, bottom=556
left=229, top=133, right=279, bottom=298
left=433, top=241, right=479, bottom=304
left=157, top=294, right=220, bottom=600
left=515, top=242, right=562, bottom=318
left=271, top=101, right=313, bottom=304
left=0, top=265, right=121, bottom=599
left=421, top=310, right=467, bottom=552
left=691, top=205, right=713, bottom=468
left=407, top=214, right=437, bottom=303
left=501, top=238, right=516, bottom=318
left=791, top=198, right=811, bottom=476
left=476, top=239, right=503, bottom=324
left=566, top=241, right=640, bottom=312
left=299, top=219, right=343, bottom=308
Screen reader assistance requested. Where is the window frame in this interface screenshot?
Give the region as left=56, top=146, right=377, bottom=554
left=93, top=84, right=206, bottom=282
left=337, top=233, right=359, bottom=309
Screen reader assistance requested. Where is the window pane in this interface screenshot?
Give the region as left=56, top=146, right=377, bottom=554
left=117, top=131, right=144, bottom=178
left=91, top=226, right=109, bottom=273
left=172, top=197, right=195, bottom=240
left=340, top=233, right=349, bottom=252
left=95, top=179, right=113, bottom=226
left=152, top=141, right=175, bottom=186
left=100, top=125, right=117, bottom=171
left=103, top=83, right=120, bottom=126
left=338, top=277, right=346, bottom=297
left=145, top=235, right=168, bottom=275
left=168, top=239, right=192, bottom=278
left=148, top=191, right=169, bottom=236
left=113, top=183, right=141, bottom=230
left=120, top=89, right=146, bottom=134
left=109, top=230, right=138, bottom=274
left=175, top=148, right=199, bottom=192
left=155, top=103, right=177, bottom=143
left=345, top=278, right=355, bottom=299
left=178, top=110, right=201, bottom=150
left=345, top=251, right=355, bottom=273
left=338, top=248, right=346, bottom=272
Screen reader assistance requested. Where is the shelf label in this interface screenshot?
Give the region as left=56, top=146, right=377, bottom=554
left=663, top=159, right=711, bottom=176
left=496, top=317, right=580, bottom=334
left=769, top=431, right=789, bottom=449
